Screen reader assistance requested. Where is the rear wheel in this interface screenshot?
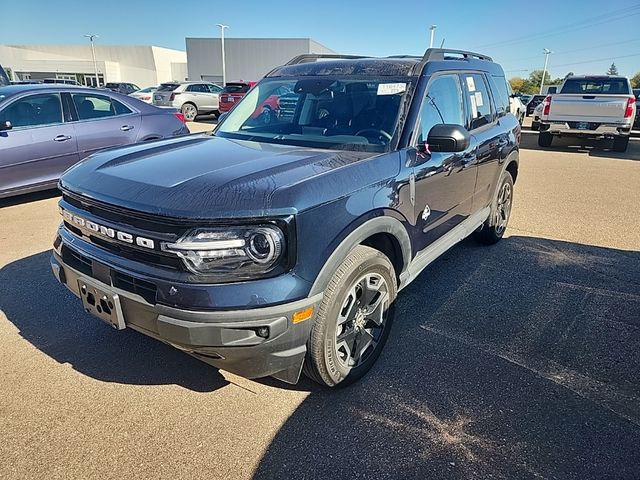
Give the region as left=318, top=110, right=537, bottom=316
left=303, top=245, right=397, bottom=387
left=474, top=170, right=514, bottom=245
left=612, top=135, right=629, bottom=152
left=181, top=103, right=198, bottom=121
left=538, top=131, right=553, bottom=147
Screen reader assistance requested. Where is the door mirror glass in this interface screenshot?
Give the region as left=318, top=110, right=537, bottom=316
left=0, top=120, right=12, bottom=131
left=426, top=124, right=471, bottom=152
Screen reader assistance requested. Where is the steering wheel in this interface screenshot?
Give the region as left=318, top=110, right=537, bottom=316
left=355, top=128, right=393, bottom=142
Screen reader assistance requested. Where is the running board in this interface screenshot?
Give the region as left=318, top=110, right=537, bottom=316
left=398, top=207, right=490, bottom=291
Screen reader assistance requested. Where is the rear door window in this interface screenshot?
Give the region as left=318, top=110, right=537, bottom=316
left=0, top=93, right=63, bottom=128
left=72, top=93, right=132, bottom=120
left=463, top=73, right=494, bottom=130
left=187, top=84, right=208, bottom=93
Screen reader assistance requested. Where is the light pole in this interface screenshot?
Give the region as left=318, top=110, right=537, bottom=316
left=429, top=25, right=437, bottom=48
left=216, top=24, right=229, bottom=86
left=540, top=48, right=552, bottom=94
left=84, top=34, right=100, bottom=87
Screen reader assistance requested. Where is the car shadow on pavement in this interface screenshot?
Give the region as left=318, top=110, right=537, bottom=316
left=253, top=235, right=640, bottom=480
left=520, top=130, right=640, bottom=160
left=0, top=250, right=228, bottom=392
left=0, top=189, right=61, bottom=208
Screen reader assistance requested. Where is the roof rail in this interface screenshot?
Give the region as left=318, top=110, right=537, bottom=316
left=285, top=54, right=369, bottom=65
left=422, top=48, right=493, bottom=62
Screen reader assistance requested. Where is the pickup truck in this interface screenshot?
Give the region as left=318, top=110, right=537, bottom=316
left=538, top=75, right=636, bottom=152
left=51, top=49, right=520, bottom=387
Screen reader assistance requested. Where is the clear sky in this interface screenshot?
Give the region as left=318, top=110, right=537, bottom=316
left=2, top=0, right=640, bottom=79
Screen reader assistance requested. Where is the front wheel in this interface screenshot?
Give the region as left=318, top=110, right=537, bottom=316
left=474, top=170, right=514, bottom=245
left=303, top=245, right=397, bottom=387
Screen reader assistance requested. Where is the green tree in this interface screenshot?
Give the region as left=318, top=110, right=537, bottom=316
left=509, top=77, right=526, bottom=93
left=606, top=63, right=619, bottom=75
left=631, top=72, right=640, bottom=89
left=528, top=70, right=552, bottom=92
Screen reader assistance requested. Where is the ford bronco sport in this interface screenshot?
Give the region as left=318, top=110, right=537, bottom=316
left=51, top=49, right=520, bottom=387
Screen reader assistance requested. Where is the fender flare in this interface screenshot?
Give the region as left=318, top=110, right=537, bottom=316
left=309, top=215, right=412, bottom=297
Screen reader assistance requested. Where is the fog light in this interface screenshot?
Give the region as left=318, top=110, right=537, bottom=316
left=256, top=327, right=269, bottom=338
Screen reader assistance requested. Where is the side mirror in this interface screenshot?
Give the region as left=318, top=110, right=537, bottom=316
left=0, top=120, right=12, bottom=131
left=426, top=124, right=470, bottom=152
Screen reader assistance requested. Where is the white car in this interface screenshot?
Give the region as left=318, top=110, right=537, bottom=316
left=130, top=86, right=157, bottom=104
left=509, top=95, right=526, bottom=124
left=153, top=81, right=223, bottom=121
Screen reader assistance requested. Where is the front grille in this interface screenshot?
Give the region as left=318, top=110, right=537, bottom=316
left=61, top=244, right=157, bottom=304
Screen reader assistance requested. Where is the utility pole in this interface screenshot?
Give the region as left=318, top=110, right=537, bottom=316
left=540, top=48, right=552, bottom=94
left=429, top=25, right=437, bottom=48
left=216, top=24, right=229, bottom=86
left=84, top=34, right=100, bottom=87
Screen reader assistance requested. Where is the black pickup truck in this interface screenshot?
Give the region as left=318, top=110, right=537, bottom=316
left=51, top=49, right=520, bottom=387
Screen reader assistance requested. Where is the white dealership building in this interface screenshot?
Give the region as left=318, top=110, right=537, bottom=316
left=0, top=44, right=187, bottom=87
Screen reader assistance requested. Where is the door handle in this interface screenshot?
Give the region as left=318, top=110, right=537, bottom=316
left=120, top=125, right=134, bottom=131
left=53, top=135, right=72, bottom=142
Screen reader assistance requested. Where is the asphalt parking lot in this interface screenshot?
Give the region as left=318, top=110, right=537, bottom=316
left=1, top=124, right=639, bottom=479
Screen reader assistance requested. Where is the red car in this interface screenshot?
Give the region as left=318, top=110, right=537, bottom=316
left=218, top=82, right=256, bottom=113
left=219, top=81, right=280, bottom=124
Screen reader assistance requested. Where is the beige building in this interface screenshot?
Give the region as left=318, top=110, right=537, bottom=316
left=0, top=44, right=187, bottom=87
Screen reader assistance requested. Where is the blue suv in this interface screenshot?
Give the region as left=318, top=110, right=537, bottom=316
left=51, top=49, right=520, bottom=387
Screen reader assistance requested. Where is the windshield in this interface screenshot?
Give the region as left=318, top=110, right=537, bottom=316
left=216, top=77, right=410, bottom=152
left=561, top=78, right=630, bottom=94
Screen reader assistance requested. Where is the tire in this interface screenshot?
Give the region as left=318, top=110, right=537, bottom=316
left=474, top=170, right=514, bottom=245
left=181, top=103, right=198, bottom=122
left=303, top=245, right=397, bottom=387
left=538, top=131, right=553, bottom=147
left=259, top=107, right=275, bottom=125
left=612, top=135, right=629, bottom=153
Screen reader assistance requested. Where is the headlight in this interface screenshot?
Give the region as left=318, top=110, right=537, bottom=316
left=161, top=225, right=286, bottom=278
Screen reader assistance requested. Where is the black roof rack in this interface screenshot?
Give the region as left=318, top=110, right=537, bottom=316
left=285, top=54, right=369, bottom=65
left=422, top=48, right=493, bottom=62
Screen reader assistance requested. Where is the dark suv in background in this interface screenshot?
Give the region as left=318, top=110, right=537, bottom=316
left=51, top=49, right=520, bottom=387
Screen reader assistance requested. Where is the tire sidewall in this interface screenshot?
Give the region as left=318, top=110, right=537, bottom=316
left=319, top=252, right=397, bottom=386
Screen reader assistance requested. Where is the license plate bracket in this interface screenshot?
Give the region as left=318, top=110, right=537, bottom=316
left=77, top=278, right=126, bottom=330
left=576, top=121, right=589, bottom=130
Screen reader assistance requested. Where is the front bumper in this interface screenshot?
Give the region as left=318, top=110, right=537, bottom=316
left=51, top=243, right=322, bottom=384
left=541, top=121, right=632, bottom=137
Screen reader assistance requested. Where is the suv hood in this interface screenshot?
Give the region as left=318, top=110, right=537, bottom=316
left=60, top=135, right=378, bottom=219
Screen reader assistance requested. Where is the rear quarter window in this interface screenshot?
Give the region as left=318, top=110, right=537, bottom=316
left=488, top=75, right=510, bottom=117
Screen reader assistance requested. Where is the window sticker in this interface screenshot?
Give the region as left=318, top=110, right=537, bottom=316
left=377, top=83, right=407, bottom=95
left=466, top=76, right=476, bottom=92
left=474, top=91, right=484, bottom=107
left=469, top=95, right=479, bottom=118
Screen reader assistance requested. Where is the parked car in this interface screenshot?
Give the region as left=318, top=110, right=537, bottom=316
left=43, top=78, right=80, bottom=86
left=105, top=82, right=140, bottom=95
left=51, top=49, right=520, bottom=387
left=518, top=94, right=532, bottom=106
left=153, top=81, right=223, bottom=121
left=538, top=75, right=636, bottom=151
left=129, top=86, right=157, bottom=104
left=526, top=94, right=546, bottom=116
left=218, top=81, right=256, bottom=113
left=0, top=66, right=11, bottom=86
left=634, top=88, right=640, bottom=130
left=0, top=84, right=189, bottom=198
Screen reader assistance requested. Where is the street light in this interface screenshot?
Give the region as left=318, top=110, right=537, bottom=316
left=84, top=34, right=100, bottom=87
left=216, top=24, right=229, bottom=86
left=429, top=25, right=437, bottom=48
left=540, top=48, right=552, bottom=94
